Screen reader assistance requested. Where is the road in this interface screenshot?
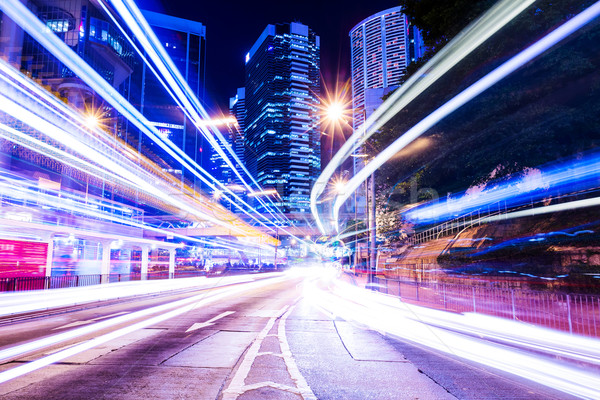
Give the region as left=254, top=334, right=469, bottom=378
left=0, top=270, right=582, bottom=399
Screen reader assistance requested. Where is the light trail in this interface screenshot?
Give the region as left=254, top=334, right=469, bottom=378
left=405, top=152, right=600, bottom=224
left=0, top=0, right=292, bottom=243
left=479, top=196, right=600, bottom=225
left=0, top=52, right=283, bottom=242
left=0, top=92, right=254, bottom=237
left=327, top=1, right=600, bottom=232
left=0, top=274, right=288, bottom=383
left=0, top=0, right=312, bottom=249
left=305, top=276, right=600, bottom=399
left=311, top=0, right=536, bottom=234
left=95, top=0, right=280, bottom=222
left=101, top=0, right=290, bottom=226
left=0, top=59, right=287, bottom=249
left=0, top=122, right=123, bottom=186
left=0, top=178, right=276, bottom=255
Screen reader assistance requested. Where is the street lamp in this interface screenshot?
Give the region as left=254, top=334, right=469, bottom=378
left=325, top=101, right=345, bottom=122
left=352, top=108, right=376, bottom=284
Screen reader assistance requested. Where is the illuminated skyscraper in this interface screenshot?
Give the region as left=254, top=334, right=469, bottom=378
left=1, top=0, right=135, bottom=108
left=244, top=22, right=321, bottom=214
left=136, top=10, right=207, bottom=187
left=349, top=6, right=425, bottom=129
left=229, top=87, right=246, bottom=184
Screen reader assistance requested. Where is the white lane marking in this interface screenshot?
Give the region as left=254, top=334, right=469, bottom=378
left=256, top=351, right=283, bottom=358
left=222, top=305, right=288, bottom=400
left=52, top=321, right=90, bottom=330
left=278, top=305, right=317, bottom=400
left=92, top=311, right=129, bottom=321
left=52, top=312, right=131, bottom=330
left=185, top=311, right=235, bottom=332
left=221, top=303, right=316, bottom=400
left=0, top=279, right=280, bottom=382
left=243, top=381, right=301, bottom=394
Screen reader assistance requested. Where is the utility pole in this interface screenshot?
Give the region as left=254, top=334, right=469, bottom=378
left=273, top=227, right=279, bottom=268
left=369, top=171, right=376, bottom=285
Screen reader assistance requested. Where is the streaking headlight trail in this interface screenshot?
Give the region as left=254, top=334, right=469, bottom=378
left=310, top=0, right=536, bottom=234
left=319, top=1, right=600, bottom=233
left=305, top=278, right=600, bottom=399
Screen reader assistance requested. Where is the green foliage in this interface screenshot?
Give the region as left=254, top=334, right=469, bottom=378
left=400, top=0, right=496, bottom=52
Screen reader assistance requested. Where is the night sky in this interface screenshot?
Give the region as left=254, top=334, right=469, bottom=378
left=141, top=0, right=402, bottom=114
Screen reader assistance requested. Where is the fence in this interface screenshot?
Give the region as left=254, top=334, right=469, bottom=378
left=372, top=276, right=600, bottom=338
left=407, top=203, right=507, bottom=246
left=407, top=188, right=600, bottom=246
left=0, top=270, right=208, bottom=292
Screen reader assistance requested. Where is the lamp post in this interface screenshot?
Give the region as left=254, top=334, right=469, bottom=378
left=369, top=160, right=376, bottom=285
left=354, top=108, right=376, bottom=282
left=353, top=108, right=376, bottom=284
left=323, top=100, right=375, bottom=277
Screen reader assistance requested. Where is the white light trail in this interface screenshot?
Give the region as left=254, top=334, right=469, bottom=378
left=0, top=274, right=288, bottom=383
left=405, top=152, right=600, bottom=223
left=0, top=178, right=275, bottom=254
left=0, top=0, right=287, bottom=241
left=311, top=0, right=536, bottom=234
left=305, top=277, right=600, bottom=399
left=0, top=92, right=251, bottom=236
left=328, top=1, right=600, bottom=231
left=102, top=0, right=289, bottom=225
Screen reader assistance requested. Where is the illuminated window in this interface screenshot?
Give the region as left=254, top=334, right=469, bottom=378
left=46, top=20, right=70, bottom=33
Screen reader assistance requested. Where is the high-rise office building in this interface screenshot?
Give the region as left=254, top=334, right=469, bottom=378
left=244, top=22, right=321, bottom=214
left=229, top=87, right=246, bottom=184
left=1, top=0, right=135, bottom=108
left=349, top=6, right=425, bottom=128
left=136, top=10, right=207, bottom=187
left=0, top=0, right=135, bottom=194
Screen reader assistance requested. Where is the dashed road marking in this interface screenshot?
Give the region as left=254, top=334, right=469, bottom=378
left=221, top=304, right=316, bottom=400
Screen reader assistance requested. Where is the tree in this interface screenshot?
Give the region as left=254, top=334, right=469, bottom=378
left=400, top=0, right=495, bottom=52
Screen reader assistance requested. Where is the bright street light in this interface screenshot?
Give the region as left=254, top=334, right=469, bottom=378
left=326, top=101, right=344, bottom=122
left=248, top=189, right=278, bottom=197
left=85, top=114, right=99, bottom=129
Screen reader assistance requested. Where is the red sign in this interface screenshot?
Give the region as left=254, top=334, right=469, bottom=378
left=0, top=239, right=48, bottom=277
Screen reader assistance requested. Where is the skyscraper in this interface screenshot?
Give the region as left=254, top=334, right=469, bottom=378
left=229, top=87, right=246, bottom=184
left=244, top=22, right=321, bottom=215
left=136, top=10, right=207, bottom=187
left=349, top=6, right=425, bottom=128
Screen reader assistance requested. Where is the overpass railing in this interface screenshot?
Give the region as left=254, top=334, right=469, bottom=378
left=0, top=271, right=201, bottom=292
left=406, top=188, right=600, bottom=246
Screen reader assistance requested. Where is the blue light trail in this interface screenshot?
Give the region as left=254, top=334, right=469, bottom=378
left=316, top=0, right=600, bottom=233
left=311, top=0, right=536, bottom=234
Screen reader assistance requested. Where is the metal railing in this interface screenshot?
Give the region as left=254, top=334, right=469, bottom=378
left=406, top=187, right=600, bottom=246
left=0, top=270, right=207, bottom=292
left=407, top=203, right=508, bottom=246
left=371, top=276, right=600, bottom=337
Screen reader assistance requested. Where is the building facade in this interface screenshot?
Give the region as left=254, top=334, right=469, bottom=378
left=349, top=6, right=425, bottom=128
left=229, top=87, right=246, bottom=184
left=244, top=22, right=321, bottom=214
left=136, top=10, right=207, bottom=188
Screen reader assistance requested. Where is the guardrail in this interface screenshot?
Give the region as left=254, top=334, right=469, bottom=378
left=0, top=267, right=285, bottom=293
left=406, top=188, right=600, bottom=246
left=0, top=271, right=199, bottom=292
left=371, top=276, right=600, bottom=338
left=407, top=202, right=508, bottom=246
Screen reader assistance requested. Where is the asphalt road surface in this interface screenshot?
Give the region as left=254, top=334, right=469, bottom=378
left=0, top=272, right=578, bottom=399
